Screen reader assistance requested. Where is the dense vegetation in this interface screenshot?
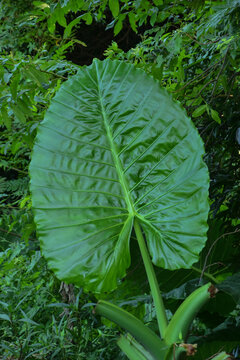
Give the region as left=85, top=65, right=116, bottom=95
left=0, top=0, right=239, bottom=359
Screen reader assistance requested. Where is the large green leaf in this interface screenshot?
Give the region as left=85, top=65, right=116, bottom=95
left=30, top=59, right=209, bottom=293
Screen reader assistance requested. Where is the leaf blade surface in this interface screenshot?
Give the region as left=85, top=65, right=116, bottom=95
left=30, top=59, right=209, bottom=292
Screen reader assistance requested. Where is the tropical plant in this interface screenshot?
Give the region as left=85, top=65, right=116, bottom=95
left=1, top=0, right=239, bottom=358
left=29, top=58, right=229, bottom=359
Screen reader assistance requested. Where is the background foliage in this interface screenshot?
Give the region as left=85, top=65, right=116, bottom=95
left=0, top=0, right=239, bottom=359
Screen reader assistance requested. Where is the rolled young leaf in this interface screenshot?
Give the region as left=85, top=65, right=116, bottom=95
left=30, top=59, right=209, bottom=293
left=95, top=300, right=168, bottom=360
left=164, top=283, right=213, bottom=344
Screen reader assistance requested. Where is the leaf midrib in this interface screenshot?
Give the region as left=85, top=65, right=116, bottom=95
left=95, top=64, right=135, bottom=216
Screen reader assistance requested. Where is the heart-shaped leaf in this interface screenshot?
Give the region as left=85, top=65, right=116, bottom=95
left=30, top=59, right=209, bottom=293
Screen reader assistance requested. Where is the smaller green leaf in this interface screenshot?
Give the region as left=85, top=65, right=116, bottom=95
left=211, top=109, right=221, bottom=124
left=70, top=0, right=84, bottom=12
left=139, top=13, right=147, bottom=26
left=10, top=104, right=26, bottom=124
left=47, top=15, right=56, bottom=34
left=186, top=97, right=202, bottom=107
left=74, top=39, right=87, bottom=47
left=46, top=302, right=70, bottom=308
left=114, top=19, right=123, bottom=35
left=166, top=36, right=182, bottom=55
left=0, top=313, right=11, bottom=322
left=192, top=104, right=207, bottom=118
left=3, top=71, right=12, bottom=84
left=22, top=65, right=48, bottom=87
left=33, top=1, right=50, bottom=10
left=83, top=12, right=93, bottom=25
left=81, top=302, right=96, bottom=309
left=20, top=309, right=40, bottom=326
left=17, top=99, right=32, bottom=117
left=63, top=16, right=82, bottom=38
left=19, top=318, right=39, bottom=326
left=55, top=5, right=67, bottom=27
left=150, top=11, right=158, bottom=26
left=218, top=272, right=240, bottom=304
left=1, top=343, right=15, bottom=353
left=22, top=93, right=33, bottom=108
left=109, top=0, right=119, bottom=18
left=19, top=195, right=31, bottom=209
left=1, top=107, right=11, bottom=130
left=128, top=12, right=137, bottom=33
left=0, top=301, right=9, bottom=309
left=54, top=40, right=74, bottom=58
left=153, top=0, right=163, bottom=5
left=10, top=72, right=21, bottom=101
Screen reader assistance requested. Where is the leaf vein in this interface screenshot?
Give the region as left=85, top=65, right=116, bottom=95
left=31, top=184, right=124, bottom=199
left=34, top=143, right=114, bottom=168
left=124, top=118, right=181, bottom=174
left=113, top=85, right=154, bottom=140
left=30, top=165, right=120, bottom=183
left=44, top=214, right=128, bottom=230
left=40, top=124, right=110, bottom=151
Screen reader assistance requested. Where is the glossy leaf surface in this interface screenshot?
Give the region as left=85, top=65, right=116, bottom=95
left=30, top=59, right=209, bottom=292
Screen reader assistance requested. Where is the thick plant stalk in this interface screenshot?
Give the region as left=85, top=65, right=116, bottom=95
left=134, top=218, right=168, bottom=338
left=164, top=283, right=217, bottom=345
left=191, top=266, right=219, bottom=284
left=95, top=300, right=168, bottom=360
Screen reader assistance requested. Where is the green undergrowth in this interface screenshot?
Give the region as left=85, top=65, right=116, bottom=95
left=0, top=239, right=122, bottom=359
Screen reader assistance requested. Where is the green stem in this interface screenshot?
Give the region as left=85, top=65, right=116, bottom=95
left=134, top=218, right=168, bottom=338
left=191, top=266, right=220, bottom=284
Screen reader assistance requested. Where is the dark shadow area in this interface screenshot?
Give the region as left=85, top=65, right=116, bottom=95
left=62, top=20, right=142, bottom=65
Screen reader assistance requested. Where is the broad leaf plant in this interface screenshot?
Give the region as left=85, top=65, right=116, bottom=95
left=30, top=59, right=227, bottom=360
